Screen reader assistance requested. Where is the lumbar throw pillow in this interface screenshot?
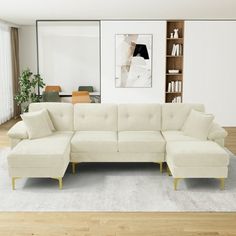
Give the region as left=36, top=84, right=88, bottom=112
left=182, top=109, right=214, bottom=140
left=21, top=109, right=53, bottom=139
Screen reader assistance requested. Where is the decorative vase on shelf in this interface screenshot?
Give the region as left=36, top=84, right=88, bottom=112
left=173, top=29, right=179, bottom=39
left=170, top=33, right=174, bottom=38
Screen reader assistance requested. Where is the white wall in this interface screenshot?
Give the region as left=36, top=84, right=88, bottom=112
left=19, top=26, right=37, bottom=73
left=101, top=21, right=166, bottom=103
left=184, top=21, right=236, bottom=126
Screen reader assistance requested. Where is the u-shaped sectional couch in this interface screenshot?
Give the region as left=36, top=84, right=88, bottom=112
left=7, top=103, right=229, bottom=190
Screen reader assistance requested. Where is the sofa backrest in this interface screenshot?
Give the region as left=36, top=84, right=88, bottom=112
left=162, top=103, right=205, bottom=131
left=29, top=102, right=74, bottom=131
left=74, top=104, right=117, bottom=131
left=118, top=104, right=161, bottom=131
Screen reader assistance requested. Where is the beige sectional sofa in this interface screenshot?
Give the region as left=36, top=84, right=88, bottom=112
left=7, top=103, right=229, bottom=190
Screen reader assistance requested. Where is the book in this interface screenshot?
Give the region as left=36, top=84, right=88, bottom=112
left=171, top=81, right=175, bottom=92
left=168, top=82, right=171, bottom=92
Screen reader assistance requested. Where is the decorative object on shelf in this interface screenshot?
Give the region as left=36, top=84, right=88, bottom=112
left=168, top=69, right=179, bottom=74
left=15, top=68, right=45, bottom=112
left=170, top=33, right=174, bottom=38
left=173, top=28, right=179, bottom=38
left=115, top=34, right=152, bottom=88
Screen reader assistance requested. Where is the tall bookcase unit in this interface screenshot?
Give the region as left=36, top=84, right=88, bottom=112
left=165, top=20, right=184, bottom=103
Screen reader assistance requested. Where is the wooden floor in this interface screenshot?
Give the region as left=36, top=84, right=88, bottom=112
left=0, top=118, right=20, bottom=148
left=0, top=212, right=236, bottom=236
left=0, top=120, right=236, bottom=236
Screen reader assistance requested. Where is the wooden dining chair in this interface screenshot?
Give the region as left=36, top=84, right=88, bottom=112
left=72, top=91, right=91, bottom=104
left=45, top=85, right=62, bottom=92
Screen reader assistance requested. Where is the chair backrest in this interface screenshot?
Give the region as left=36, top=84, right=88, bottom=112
left=42, top=91, right=61, bottom=102
left=45, top=85, right=61, bottom=92
left=78, top=86, right=94, bottom=92
left=72, top=91, right=91, bottom=104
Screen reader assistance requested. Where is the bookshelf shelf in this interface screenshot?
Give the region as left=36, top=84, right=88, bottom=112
left=167, top=38, right=184, bottom=40
left=166, top=55, right=183, bottom=58
left=166, top=73, right=182, bottom=76
left=165, top=20, right=184, bottom=103
left=165, top=92, right=182, bottom=94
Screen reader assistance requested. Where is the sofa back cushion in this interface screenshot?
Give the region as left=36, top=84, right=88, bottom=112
left=29, top=103, right=74, bottom=131
left=118, top=104, right=161, bottom=131
left=74, top=104, right=117, bottom=131
left=162, top=103, right=205, bottom=131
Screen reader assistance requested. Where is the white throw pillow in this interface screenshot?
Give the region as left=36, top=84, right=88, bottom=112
left=182, top=109, right=214, bottom=140
left=42, top=109, right=55, bottom=131
left=21, top=109, right=53, bottom=139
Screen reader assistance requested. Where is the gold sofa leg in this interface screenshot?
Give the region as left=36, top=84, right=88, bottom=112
left=12, top=177, right=16, bottom=190
left=157, top=162, right=163, bottom=173
left=174, top=178, right=181, bottom=191
left=219, top=178, right=225, bottom=190
left=72, top=163, right=77, bottom=174
left=12, top=177, right=20, bottom=190
left=58, top=177, right=63, bottom=190
left=72, top=163, right=75, bottom=174
left=52, top=177, right=63, bottom=189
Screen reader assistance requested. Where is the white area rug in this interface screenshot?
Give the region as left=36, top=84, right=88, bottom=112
left=1, top=147, right=236, bottom=211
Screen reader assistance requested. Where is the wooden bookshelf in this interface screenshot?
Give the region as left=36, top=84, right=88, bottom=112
left=165, top=20, right=184, bottom=103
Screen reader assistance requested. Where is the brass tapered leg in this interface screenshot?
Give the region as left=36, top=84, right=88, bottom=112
left=72, top=163, right=76, bottom=174
left=159, top=162, right=163, bottom=174
left=12, top=177, right=16, bottom=190
left=174, top=178, right=180, bottom=191
left=58, top=177, right=63, bottom=190
left=219, top=178, right=225, bottom=190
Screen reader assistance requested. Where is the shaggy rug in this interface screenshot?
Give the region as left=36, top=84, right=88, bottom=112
left=0, top=148, right=236, bottom=211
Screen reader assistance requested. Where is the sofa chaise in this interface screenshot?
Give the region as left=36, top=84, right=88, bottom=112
left=7, top=103, right=229, bottom=190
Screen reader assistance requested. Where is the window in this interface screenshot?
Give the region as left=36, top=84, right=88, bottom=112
left=0, top=23, right=13, bottom=124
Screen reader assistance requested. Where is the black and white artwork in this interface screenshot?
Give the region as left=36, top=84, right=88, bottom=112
left=115, top=34, right=152, bottom=88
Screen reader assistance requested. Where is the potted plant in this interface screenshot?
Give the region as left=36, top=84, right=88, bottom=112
left=15, top=68, right=45, bottom=112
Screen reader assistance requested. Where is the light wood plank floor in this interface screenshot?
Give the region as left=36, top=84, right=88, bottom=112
left=0, top=212, right=236, bottom=236
left=0, top=120, right=236, bottom=236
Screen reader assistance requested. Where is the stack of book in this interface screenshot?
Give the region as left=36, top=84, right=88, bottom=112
left=167, top=81, right=182, bottom=93
left=171, top=44, right=183, bottom=56
left=172, top=96, right=182, bottom=103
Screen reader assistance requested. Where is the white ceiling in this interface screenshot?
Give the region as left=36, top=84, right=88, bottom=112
left=0, top=0, right=236, bottom=25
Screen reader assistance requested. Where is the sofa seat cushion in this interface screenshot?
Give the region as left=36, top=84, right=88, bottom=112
left=71, top=131, right=118, bottom=153
left=162, top=131, right=199, bottom=142
left=166, top=141, right=230, bottom=167
left=7, top=131, right=73, bottom=168
left=118, top=131, right=165, bottom=153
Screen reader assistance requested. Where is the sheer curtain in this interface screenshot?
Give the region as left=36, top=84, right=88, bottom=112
left=0, top=23, right=14, bottom=125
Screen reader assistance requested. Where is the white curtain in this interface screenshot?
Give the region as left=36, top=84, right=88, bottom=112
left=0, top=23, right=13, bottom=125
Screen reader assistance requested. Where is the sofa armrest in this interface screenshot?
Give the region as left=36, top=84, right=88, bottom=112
left=208, top=122, right=228, bottom=142
left=7, top=121, right=28, bottom=139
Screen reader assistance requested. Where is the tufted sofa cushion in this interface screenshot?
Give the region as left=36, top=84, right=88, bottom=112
left=118, top=104, right=161, bottom=131
left=74, top=104, right=117, bottom=131
left=71, top=131, right=118, bottom=153
left=162, top=104, right=205, bottom=131
left=118, top=131, right=165, bottom=153
left=29, top=103, right=74, bottom=131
